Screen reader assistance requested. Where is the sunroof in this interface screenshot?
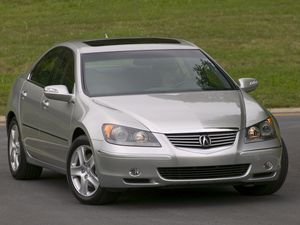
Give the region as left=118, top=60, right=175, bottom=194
left=83, top=38, right=182, bottom=47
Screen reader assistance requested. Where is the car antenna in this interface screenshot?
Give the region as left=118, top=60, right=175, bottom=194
left=104, top=33, right=109, bottom=39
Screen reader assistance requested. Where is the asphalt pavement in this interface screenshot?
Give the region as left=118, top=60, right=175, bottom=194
left=0, top=116, right=299, bottom=225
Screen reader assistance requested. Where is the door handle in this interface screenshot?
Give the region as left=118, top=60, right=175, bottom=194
left=42, top=99, right=50, bottom=109
left=21, top=90, right=27, bottom=99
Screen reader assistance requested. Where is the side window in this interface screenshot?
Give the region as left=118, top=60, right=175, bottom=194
left=50, top=48, right=75, bottom=93
left=30, top=48, right=61, bottom=87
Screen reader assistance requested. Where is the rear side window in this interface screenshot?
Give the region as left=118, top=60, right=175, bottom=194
left=30, top=47, right=75, bottom=92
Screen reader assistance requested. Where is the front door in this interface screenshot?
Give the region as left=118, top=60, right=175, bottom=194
left=20, top=47, right=75, bottom=169
left=36, top=47, right=75, bottom=169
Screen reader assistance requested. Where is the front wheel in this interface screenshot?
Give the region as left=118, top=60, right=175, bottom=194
left=234, top=139, right=288, bottom=195
left=66, top=135, right=120, bottom=204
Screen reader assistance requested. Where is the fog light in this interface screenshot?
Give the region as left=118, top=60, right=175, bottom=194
left=264, top=161, right=273, bottom=170
left=129, top=168, right=141, bottom=177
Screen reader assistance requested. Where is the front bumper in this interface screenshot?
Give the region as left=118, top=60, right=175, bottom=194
left=91, top=133, right=282, bottom=188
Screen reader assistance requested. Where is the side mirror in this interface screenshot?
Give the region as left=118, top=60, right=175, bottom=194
left=238, top=78, right=258, bottom=93
left=44, top=85, right=73, bottom=102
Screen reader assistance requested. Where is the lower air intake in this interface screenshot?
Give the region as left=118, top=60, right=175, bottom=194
left=158, top=164, right=250, bottom=180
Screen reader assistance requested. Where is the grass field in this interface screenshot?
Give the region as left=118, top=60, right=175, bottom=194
left=0, top=0, right=299, bottom=115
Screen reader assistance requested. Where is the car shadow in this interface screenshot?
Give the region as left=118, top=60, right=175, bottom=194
left=113, top=186, right=286, bottom=208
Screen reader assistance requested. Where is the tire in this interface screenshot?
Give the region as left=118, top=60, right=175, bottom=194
left=234, top=139, right=288, bottom=195
left=66, top=135, right=120, bottom=204
left=7, top=118, right=43, bottom=179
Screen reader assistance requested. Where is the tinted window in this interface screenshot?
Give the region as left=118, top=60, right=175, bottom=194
left=30, top=48, right=61, bottom=87
left=30, top=47, right=75, bottom=92
left=82, top=50, right=236, bottom=97
left=50, top=48, right=75, bottom=93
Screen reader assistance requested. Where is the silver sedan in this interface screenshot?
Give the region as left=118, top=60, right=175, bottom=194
left=6, top=38, right=288, bottom=204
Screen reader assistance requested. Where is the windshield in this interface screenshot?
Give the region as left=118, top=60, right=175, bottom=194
left=81, top=50, right=236, bottom=96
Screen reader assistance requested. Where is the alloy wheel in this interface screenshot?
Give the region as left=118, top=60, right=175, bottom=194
left=70, top=145, right=99, bottom=197
left=9, top=124, right=21, bottom=172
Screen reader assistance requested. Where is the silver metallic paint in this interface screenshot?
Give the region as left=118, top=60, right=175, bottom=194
left=6, top=40, right=283, bottom=188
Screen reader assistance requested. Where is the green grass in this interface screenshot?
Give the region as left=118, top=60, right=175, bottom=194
left=1, top=0, right=300, bottom=114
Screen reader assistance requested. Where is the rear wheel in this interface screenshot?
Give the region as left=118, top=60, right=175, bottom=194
left=8, top=118, right=42, bottom=179
left=234, top=139, right=288, bottom=195
left=67, top=135, right=120, bottom=204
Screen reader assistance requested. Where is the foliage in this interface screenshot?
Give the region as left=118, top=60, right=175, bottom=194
left=0, top=0, right=299, bottom=114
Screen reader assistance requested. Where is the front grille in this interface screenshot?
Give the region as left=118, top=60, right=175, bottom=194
left=158, top=164, right=250, bottom=180
left=166, top=130, right=238, bottom=149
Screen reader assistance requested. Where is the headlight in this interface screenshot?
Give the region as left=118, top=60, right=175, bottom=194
left=246, top=117, right=276, bottom=142
left=102, top=124, right=161, bottom=147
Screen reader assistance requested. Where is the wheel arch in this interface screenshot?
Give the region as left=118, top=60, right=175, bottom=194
left=72, top=127, right=87, bottom=142
left=6, top=111, right=16, bottom=132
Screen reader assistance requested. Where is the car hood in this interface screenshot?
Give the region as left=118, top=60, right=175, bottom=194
left=92, top=91, right=250, bottom=133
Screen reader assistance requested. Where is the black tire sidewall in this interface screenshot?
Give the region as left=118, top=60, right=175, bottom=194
left=274, top=139, right=289, bottom=187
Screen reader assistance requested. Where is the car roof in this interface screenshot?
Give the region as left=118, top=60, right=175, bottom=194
left=59, top=37, right=200, bottom=53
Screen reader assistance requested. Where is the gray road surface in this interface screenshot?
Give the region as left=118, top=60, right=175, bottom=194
left=0, top=116, right=299, bottom=225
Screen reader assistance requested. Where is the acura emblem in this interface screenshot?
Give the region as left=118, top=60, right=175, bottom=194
left=199, top=135, right=211, bottom=147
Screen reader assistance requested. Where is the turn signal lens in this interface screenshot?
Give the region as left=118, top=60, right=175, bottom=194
left=103, top=124, right=113, bottom=139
